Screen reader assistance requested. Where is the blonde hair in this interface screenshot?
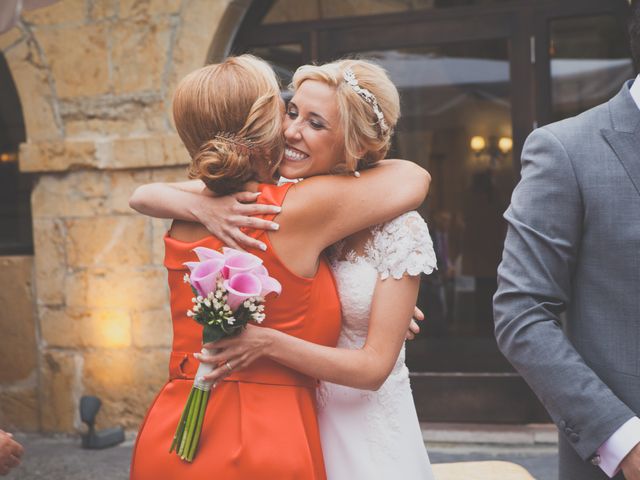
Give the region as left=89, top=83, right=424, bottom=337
left=172, top=55, right=284, bottom=194
left=291, top=59, right=400, bottom=172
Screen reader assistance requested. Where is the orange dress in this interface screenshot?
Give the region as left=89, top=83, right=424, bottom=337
left=130, top=183, right=342, bottom=480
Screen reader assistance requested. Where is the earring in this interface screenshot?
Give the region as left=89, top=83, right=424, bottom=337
left=353, top=170, right=361, bottom=178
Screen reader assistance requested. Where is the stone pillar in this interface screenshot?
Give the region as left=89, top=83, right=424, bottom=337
left=0, top=257, right=39, bottom=432
left=0, top=0, right=236, bottom=432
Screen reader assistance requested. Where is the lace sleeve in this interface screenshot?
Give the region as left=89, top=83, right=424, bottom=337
left=368, top=211, right=437, bottom=280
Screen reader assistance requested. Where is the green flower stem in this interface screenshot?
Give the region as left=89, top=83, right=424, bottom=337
left=178, top=389, right=200, bottom=458
left=182, top=388, right=201, bottom=459
left=169, top=388, right=195, bottom=454
left=186, top=388, right=209, bottom=461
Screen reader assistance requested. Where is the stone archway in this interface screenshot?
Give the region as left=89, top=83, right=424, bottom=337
left=0, top=0, right=251, bottom=433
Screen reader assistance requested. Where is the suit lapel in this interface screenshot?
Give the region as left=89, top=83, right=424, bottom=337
left=602, top=82, right=640, bottom=196
left=603, top=129, right=640, bottom=196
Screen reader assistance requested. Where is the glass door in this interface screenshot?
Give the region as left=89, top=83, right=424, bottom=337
left=325, top=12, right=543, bottom=423
left=534, top=8, right=634, bottom=126
left=234, top=0, right=633, bottom=423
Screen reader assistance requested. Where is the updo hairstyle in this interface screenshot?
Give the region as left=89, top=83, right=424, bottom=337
left=172, top=55, right=284, bottom=194
left=291, top=59, right=400, bottom=173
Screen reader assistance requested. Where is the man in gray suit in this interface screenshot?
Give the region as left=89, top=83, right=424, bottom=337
left=494, top=4, right=640, bottom=479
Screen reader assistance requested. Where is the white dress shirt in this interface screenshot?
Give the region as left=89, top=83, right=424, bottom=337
left=594, top=74, right=640, bottom=478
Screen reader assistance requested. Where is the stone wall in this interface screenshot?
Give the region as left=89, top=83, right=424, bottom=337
left=0, top=0, right=242, bottom=432
left=0, top=257, right=38, bottom=432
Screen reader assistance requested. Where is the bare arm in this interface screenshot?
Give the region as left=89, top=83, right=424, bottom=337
left=200, top=273, right=419, bottom=391
left=129, top=180, right=211, bottom=222
left=281, top=160, right=430, bottom=252
left=129, top=180, right=281, bottom=250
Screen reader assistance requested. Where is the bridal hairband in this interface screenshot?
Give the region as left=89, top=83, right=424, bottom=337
left=343, top=67, right=390, bottom=136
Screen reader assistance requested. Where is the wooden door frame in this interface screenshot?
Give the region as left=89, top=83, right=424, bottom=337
left=532, top=0, right=633, bottom=127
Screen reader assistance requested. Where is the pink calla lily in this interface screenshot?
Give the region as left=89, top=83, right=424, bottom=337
left=256, top=274, right=282, bottom=297
left=193, top=247, right=225, bottom=262
left=223, top=248, right=264, bottom=278
left=224, top=273, right=262, bottom=310
left=185, top=258, right=225, bottom=297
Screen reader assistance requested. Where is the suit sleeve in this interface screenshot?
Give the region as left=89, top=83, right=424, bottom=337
left=493, top=127, right=635, bottom=461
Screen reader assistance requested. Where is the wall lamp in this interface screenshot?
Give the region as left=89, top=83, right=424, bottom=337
left=469, top=135, right=512, bottom=167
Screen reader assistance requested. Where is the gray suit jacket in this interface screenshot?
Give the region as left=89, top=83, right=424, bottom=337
left=494, top=82, right=640, bottom=480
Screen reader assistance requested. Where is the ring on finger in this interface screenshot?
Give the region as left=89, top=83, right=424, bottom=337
left=225, top=361, right=233, bottom=373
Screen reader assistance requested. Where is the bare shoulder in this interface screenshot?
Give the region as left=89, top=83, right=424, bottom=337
left=168, top=220, right=210, bottom=242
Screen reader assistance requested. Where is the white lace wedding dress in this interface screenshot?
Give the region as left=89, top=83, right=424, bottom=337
left=317, top=211, right=437, bottom=480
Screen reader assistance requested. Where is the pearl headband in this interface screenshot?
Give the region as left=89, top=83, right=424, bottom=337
left=343, top=67, right=390, bottom=136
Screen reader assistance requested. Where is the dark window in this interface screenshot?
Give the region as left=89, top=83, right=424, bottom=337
left=0, top=53, right=31, bottom=255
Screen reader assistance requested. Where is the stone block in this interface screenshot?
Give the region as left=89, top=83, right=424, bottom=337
left=263, top=0, right=321, bottom=23
left=111, top=17, right=173, bottom=94
left=167, top=0, right=230, bottom=95
left=119, top=0, right=181, bottom=18
left=4, top=40, right=61, bottom=142
left=39, top=306, right=82, bottom=348
left=83, top=348, right=168, bottom=429
left=31, top=171, right=110, bottom=218
left=89, top=0, right=118, bottom=20
left=131, top=307, right=172, bottom=348
left=112, top=136, right=164, bottom=169
left=40, top=307, right=132, bottom=349
left=65, top=215, right=152, bottom=267
left=0, top=26, right=23, bottom=51
left=40, top=351, right=81, bottom=432
left=107, top=169, right=153, bottom=215
left=36, top=24, right=109, bottom=98
left=111, top=134, right=189, bottom=169
left=73, top=169, right=111, bottom=197
left=22, top=0, right=86, bottom=25
left=0, top=257, right=37, bottom=383
left=20, top=140, right=98, bottom=172
left=0, top=386, right=40, bottom=432
left=161, top=134, right=190, bottom=166
left=151, top=217, right=171, bottom=265
left=32, top=218, right=66, bottom=305
left=63, top=98, right=167, bottom=138
left=149, top=165, right=188, bottom=183
left=66, top=266, right=168, bottom=310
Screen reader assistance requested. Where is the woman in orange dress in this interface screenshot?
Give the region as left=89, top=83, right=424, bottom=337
left=129, top=55, right=429, bottom=479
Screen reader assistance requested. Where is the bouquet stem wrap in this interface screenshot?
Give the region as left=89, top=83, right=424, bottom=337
left=169, top=347, right=218, bottom=462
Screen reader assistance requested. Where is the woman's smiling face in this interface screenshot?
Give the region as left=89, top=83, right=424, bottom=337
left=279, top=80, right=346, bottom=180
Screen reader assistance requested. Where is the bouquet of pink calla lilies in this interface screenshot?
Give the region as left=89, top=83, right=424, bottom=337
left=170, top=247, right=281, bottom=462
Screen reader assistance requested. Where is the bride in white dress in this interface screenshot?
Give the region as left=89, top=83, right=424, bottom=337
left=130, top=58, right=435, bottom=479
left=317, top=212, right=436, bottom=479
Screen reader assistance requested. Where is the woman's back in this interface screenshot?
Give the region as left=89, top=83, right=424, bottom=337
left=130, top=183, right=341, bottom=480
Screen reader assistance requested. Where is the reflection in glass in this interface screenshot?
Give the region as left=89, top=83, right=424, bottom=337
left=550, top=15, right=634, bottom=122
left=359, top=41, right=515, bottom=372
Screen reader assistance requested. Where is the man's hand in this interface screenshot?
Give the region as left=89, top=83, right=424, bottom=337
left=620, top=442, right=640, bottom=480
left=0, top=430, right=23, bottom=476
left=405, top=306, right=425, bottom=340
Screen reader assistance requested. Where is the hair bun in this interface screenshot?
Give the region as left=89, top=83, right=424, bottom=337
left=188, top=137, right=253, bottom=195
